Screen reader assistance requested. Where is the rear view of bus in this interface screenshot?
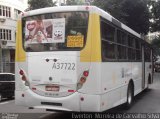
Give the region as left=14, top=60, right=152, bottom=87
left=15, top=6, right=101, bottom=112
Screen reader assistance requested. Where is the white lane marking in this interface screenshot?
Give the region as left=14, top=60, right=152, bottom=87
left=0, top=102, right=9, bottom=105
left=39, top=113, right=53, bottom=119
left=0, top=100, right=14, bottom=105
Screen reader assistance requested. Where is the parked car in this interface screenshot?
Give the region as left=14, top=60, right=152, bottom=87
left=0, top=73, right=15, bottom=101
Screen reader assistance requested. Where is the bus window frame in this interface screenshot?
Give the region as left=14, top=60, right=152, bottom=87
left=100, top=17, right=143, bottom=62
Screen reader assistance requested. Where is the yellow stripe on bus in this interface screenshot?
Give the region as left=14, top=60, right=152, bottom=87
left=80, top=13, right=101, bottom=62
left=16, top=20, right=26, bottom=62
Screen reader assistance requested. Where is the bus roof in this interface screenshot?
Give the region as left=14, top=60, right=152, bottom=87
left=23, top=6, right=141, bottom=39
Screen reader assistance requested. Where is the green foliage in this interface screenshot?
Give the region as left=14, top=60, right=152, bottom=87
left=149, top=1, right=160, bottom=32
left=122, top=0, right=149, bottom=35
left=92, top=0, right=127, bottom=24
left=151, top=35, right=160, bottom=48
left=151, top=35, right=160, bottom=56
left=66, top=0, right=85, bottom=5
left=28, top=0, right=56, bottom=10
left=92, top=0, right=149, bottom=35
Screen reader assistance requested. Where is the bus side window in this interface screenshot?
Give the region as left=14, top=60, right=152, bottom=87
left=117, top=30, right=127, bottom=60
left=127, top=35, right=136, bottom=61
left=101, top=19, right=116, bottom=61
left=102, top=40, right=116, bottom=60
left=101, top=20, right=115, bottom=42
left=117, top=45, right=127, bottom=60
left=145, top=47, right=151, bottom=62
left=135, top=39, right=141, bottom=61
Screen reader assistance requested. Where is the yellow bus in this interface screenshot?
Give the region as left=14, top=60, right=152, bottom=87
left=15, top=6, right=153, bottom=112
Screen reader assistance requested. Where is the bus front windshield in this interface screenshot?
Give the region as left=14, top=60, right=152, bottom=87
left=22, top=12, right=89, bottom=52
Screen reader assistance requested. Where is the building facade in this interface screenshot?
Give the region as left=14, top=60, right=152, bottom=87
left=0, top=0, right=27, bottom=73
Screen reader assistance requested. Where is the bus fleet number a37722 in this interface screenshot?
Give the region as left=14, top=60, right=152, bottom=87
left=52, top=62, right=76, bottom=70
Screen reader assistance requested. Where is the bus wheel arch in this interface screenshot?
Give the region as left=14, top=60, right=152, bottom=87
left=125, top=79, right=134, bottom=109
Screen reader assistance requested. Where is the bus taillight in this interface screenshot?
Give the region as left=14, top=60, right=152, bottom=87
left=83, top=71, right=89, bottom=77
left=80, top=77, right=86, bottom=83
left=77, top=70, right=89, bottom=90
left=22, top=75, right=27, bottom=81
left=32, top=87, right=36, bottom=90
left=68, top=90, right=75, bottom=92
left=19, top=69, right=30, bottom=86
left=19, top=70, right=24, bottom=75
left=19, top=69, right=27, bottom=81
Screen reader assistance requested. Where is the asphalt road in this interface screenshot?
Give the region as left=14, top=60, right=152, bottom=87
left=0, top=73, right=160, bottom=119
left=0, top=99, right=49, bottom=119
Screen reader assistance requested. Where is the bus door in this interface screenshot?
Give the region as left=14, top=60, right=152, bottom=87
left=142, top=45, right=145, bottom=89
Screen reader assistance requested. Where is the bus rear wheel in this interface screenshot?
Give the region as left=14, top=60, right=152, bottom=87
left=125, top=83, right=134, bottom=109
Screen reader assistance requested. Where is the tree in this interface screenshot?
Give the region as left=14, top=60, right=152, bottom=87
left=92, top=0, right=127, bottom=24
left=121, top=0, right=149, bottom=35
left=149, top=1, right=160, bottom=32
left=151, top=35, right=160, bottom=48
left=92, top=0, right=150, bottom=35
left=66, top=0, right=85, bottom=5
left=151, top=36, right=160, bottom=57
left=28, top=0, right=56, bottom=10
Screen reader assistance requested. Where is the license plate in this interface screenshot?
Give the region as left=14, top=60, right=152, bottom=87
left=45, top=85, right=60, bottom=91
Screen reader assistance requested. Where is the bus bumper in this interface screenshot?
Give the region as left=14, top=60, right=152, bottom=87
left=15, top=90, right=101, bottom=112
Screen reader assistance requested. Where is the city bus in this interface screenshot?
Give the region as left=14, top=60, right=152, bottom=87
left=15, top=6, right=153, bottom=112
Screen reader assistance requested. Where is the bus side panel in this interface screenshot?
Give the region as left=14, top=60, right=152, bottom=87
left=15, top=62, right=28, bottom=91
left=78, top=63, right=101, bottom=112
left=79, top=13, right=102, bottom=112
left=132, top=62, right=143, bottom=96
left=101, top=62, right=129, bottom=111
left=15, top=62, right=28, bottom=106
left=79, top=13, right=101, bottom=95
left=78, top=63, right=101, bottom=94
left=79, top=93, right=101, bottom=112
left=15, top=19, right=28, bottom=106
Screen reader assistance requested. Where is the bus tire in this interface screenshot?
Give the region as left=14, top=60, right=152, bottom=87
left=0, top=94, right=2, bottom=102
left=125, top=82, right=134, bottom=109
